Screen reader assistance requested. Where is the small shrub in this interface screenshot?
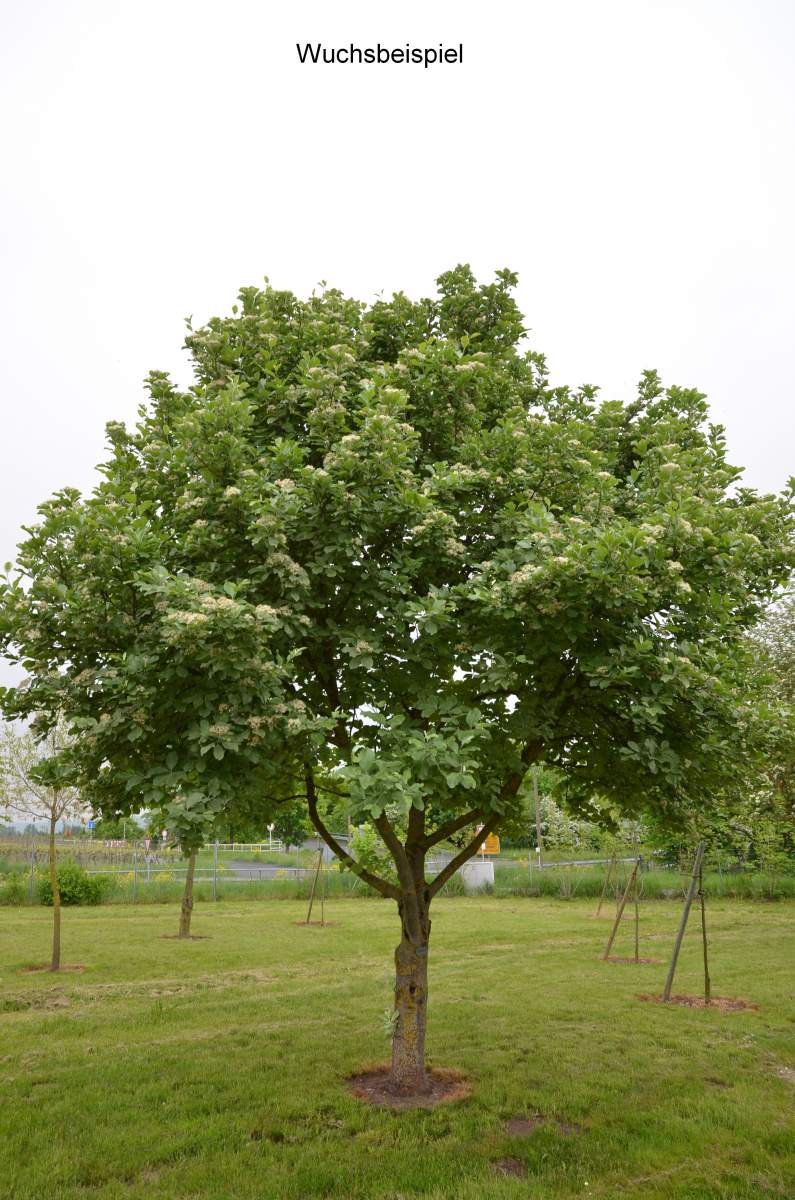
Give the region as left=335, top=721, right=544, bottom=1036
left=37, top=859, right=113, bottom=906
left=0, top=871, right=28, bottom=905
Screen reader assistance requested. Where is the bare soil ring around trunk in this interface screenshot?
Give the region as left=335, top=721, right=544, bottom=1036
left=19, top=963, right=85, bottom=973
left=347, top=1064, right=472, bottom=1110
left=638, top=993, right=758, bottom=1012
left=604, top=955, right=662, bottom=964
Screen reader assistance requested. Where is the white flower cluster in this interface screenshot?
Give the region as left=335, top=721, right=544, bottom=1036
left=200, top=595, right=239, bottom=612
left=509, top=564, right=542, bottom=587
left=224, top=486, right=242, bottom=498
left=254, top=603, right=279, bottom=619
left=268, top=552, right=308, bottom=584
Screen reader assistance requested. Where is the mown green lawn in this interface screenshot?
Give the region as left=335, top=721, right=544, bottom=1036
left=0, top=897, right=793, bottom=1199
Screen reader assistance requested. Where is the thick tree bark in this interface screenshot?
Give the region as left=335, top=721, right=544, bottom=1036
left=49, top=813, right=61, bottom=972
left=178, top=851, right=197, bottom=938
left=391, top=892, right=432, bottom=1092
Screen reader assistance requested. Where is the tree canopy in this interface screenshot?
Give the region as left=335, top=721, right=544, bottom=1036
left=1, top=266, right=791, bottom=853
left=1, top=265, right=792, bottom=1089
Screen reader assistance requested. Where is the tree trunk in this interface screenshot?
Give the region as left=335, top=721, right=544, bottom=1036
left=49, top=814, right=61, bottom=972
left=178, top=851, right=197, bottom=938
left=390, top=894, right=431, bottom=1093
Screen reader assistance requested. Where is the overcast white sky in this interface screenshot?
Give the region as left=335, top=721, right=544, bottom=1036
left=1, top=0, right=793, bottom=618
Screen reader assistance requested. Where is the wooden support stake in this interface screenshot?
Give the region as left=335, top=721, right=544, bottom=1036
left=699, top=864, right=711, bottom=1005
left=662, top=842, right=705, bottom=1001
left=304, top=848, right=324, bottom=924
left=603, top=858, right=639, bottom=960
left=594, top=853, right=616, bottom=918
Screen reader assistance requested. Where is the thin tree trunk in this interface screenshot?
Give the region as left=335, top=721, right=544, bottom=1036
left=178, top=851, right=197, bottom=938
left=391, top=894, right=432, bottom=1094
left=699, top=865, right=711, bottom=1005
left=532, top=766, right=543, bottom=863
left=49, top=813, right=61, bottom=971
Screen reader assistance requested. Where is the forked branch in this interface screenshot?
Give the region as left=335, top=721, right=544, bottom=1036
left=304, top=764, right=399, bottom=900
left=427, top=810, right=502, bottom=898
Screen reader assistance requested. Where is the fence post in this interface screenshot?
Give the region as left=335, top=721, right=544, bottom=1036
left=213, top=840, right=218, bottom=901
left=662, top=841, right=705, bottom=1001
left=132, top=841, right=138, bottom=904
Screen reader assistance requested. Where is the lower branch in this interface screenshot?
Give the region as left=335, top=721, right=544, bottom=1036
left=304, top=765, right=399, bottom=900
left=428, top=811, right=502, bottom=898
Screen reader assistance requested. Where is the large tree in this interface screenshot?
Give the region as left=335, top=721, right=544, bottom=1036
left=0, top=267, right=792, bottom=1093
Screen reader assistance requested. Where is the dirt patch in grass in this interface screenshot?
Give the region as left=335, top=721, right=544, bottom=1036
left=604, top=955, right=661, bottom=964
left=774, top=1066, right=795, bottom=1083
left=159, top=934, right=210, bottom=941
left=491, top=1157, right=527, bottom=1177
left=347, top=1064, right=472, bottom=1110
left=1, top=989, right=71, bottom=1013
left=557, top=1119, right=582, bottom=1135
left=505, top=1115, right=544, bottom=1135
left=638, top=993, right=758, bottom=1012
left=19, top=964, right=84, bottom=973
left=505, top=1113, right=581, bottom=1136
